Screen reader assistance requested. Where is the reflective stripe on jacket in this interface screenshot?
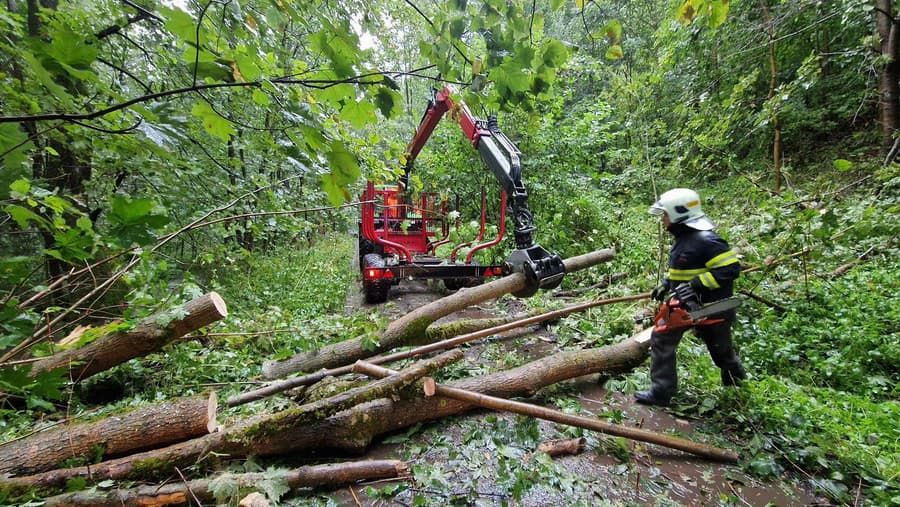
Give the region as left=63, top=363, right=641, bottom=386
left=665, top=227, right=740, bottom=303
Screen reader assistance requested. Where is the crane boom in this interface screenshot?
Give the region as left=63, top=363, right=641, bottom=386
left=402, top=87, right=565, bottom=297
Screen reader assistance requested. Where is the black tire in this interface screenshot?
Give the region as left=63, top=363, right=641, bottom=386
left=362, top=253, right=390, bottom=304
left=443, top=278, right=465, bottom=291
left=357, top=224, right=383, bottom=273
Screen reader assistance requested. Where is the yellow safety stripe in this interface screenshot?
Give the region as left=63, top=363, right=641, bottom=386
left=668, top=267, right=708, bottom=281
left=706, top=250, right=740, bottom=269
left=699, top=271, right=720, bottom=289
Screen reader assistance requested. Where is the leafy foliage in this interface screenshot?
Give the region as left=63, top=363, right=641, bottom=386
left=0, top=0, right=898, bottom=505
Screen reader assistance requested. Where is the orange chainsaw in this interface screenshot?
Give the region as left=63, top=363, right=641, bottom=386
left=653, top=297, right=742, bottom=332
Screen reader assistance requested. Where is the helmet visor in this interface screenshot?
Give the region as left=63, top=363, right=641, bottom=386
left=648, top=202, right=666, bottom=215
left=684, top=215, right=716, bottom=231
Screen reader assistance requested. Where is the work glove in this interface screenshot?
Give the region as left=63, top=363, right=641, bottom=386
left=650, top=282, right=669, bottom=302
left=673, top=283, right=700, bottom=310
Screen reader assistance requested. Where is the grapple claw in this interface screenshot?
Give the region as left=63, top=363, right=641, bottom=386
left=507, top=245, right=566, bottom=298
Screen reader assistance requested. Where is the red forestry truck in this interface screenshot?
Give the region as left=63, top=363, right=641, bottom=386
left=357, top=87, right=565, bottom=303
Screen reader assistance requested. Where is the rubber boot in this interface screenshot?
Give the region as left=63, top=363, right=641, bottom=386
left=637, top=328, right=684, bottom=406
left=696, top=320, right=745, bottom=387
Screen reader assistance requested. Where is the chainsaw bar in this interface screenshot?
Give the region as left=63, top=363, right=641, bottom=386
left=688, top=297, right=742, bottom=321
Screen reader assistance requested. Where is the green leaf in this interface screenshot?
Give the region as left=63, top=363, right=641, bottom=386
left=340, top=99, right=376, bottom=129
left=321, top=141, right=360, bottom=205
left=299, top=125, right=327, bottom=152
left=491, top=62, right=530, bottom=94
left=9, top=178, right=30, bottom=198
left=832, top=159, right=853, bottom=172
left=708, top=0, right=730, bottom=28
left=374, top=87, right=402, bottom=118
left=603, top=20, right=623, bottom=44
left=162, top=6, right=204, bottom=45
left=5, top=204, right=48, bottom=229
left=259, top=473, right=290, bottom=503
left=325, top=141, right=361, bottom=186
left=252, top=89, right=271, bottom=106
left=677, top=0, right=699, bottom=25
left=109, top=196, right=154, bottom=224
left=235, top=53, right=262, bottom=81
left=605, top=45, right=624, bottom=60
left=550, top=0, right=565, bottom=9
left=542, top=39, right=570, bottom=68
left=0, top=124, right=33, bottom=188
left=191, top=101, right=236, bottom=142
left=20, top=50, right=74, bottom=108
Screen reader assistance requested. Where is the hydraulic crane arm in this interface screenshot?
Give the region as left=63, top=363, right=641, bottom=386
left=402, top=87, right=565, bottom=297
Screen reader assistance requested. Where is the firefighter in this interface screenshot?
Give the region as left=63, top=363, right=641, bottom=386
left=636, top=188, right=747, bottom=406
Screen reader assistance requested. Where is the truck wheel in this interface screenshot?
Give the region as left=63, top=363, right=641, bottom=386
left=357, top=225, right=383, bottom=273
left=443, top=278, right=464, bottom=291
left=362, top=253, right=390, bottom=304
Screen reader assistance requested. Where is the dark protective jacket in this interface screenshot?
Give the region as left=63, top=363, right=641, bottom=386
left=663, top=224, right=741, bottom=304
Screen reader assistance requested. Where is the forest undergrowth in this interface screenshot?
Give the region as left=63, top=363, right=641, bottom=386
left=1, top=165, right=897, bottom=505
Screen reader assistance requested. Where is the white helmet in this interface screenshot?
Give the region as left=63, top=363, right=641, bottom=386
left=648, top=188, right=716, bottom=230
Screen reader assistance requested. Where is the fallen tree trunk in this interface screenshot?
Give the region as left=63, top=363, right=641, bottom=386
left=355, top=358, right=739, bottom=463
left=228, top=292, right=649, bottom=407
left=2, top=333, right=648, bottom=494
left=262, top=248, right=615, bottom=378
left=0, top=392, right=218, bottom=477
left=26, top=292, right=228, bottom=381
left=0, top=352, right=464, bottom=493
left=42, top=460, right=408, bottom=507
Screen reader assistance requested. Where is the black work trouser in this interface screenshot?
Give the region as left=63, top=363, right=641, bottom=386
left=648, top=315, right=746, bottom=402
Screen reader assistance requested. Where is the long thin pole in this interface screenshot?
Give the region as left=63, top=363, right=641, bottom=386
left=353, top=361, right=739, bottom=464
left=226, top=293, right=650, bottom=407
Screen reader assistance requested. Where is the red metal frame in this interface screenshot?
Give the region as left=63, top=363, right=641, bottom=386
left=361, top=181, right=446, bottom=263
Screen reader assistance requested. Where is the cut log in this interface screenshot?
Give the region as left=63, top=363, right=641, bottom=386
left=27, top=292, right=228, bottom=381
left=1, top=332, right=648, bottom=494
left=536, top=437, right=587, bottom=457
left=353, top=358, right=739, bottom=463
left=262, top=248, right=615, bottom=378
left=42, top=460, right=408, bottom=506
left=227, top=292, right=648, bottom=407
left=0, top=351, right=462, bottom=493
left=0, top=392, right=218, bottom=477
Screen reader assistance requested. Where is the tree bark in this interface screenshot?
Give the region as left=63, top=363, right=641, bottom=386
left=1, top=330, right=647, bottom=493
left=26, top=292, right=228, bottom=381
left=353, top=348, right=740, bottom=463
left=536, top=437, right=586, bottom=457
left=0, top=350, right=463, bottom=494
left=760, top=0, right=783, bottom=192
left=262, top=248, right=615, bottom=378
left=877, top=0, right=900, bottom=155
left=0, top=393, right=218, bottom=477
left=228, top=293, right=648, bottom=407
left=42, top=460, right=408, bottom=507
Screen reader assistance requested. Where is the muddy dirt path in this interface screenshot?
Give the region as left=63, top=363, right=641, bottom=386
left=329, top=279, right=825, bottom=506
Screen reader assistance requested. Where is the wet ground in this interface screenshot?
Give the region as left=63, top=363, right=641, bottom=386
left=326, top=279, right=828, bottom=506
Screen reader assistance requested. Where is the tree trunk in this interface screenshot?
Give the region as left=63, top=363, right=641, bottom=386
left=42, top=460, right=408, bottom=507
left=760, top=0, right=783, bottom=192
left=353, top=342, right=741, bottom=463
left=26, top=292, right=228, bottom=381
left=877, top=0, right=900, bottom=155
left=1, top=330, right=647, bottom=493
left=262, top=248, right=615, bottom=378
left=0, top=393, right=218, bottom=477
left=228, top=293, right=648, bottom=407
